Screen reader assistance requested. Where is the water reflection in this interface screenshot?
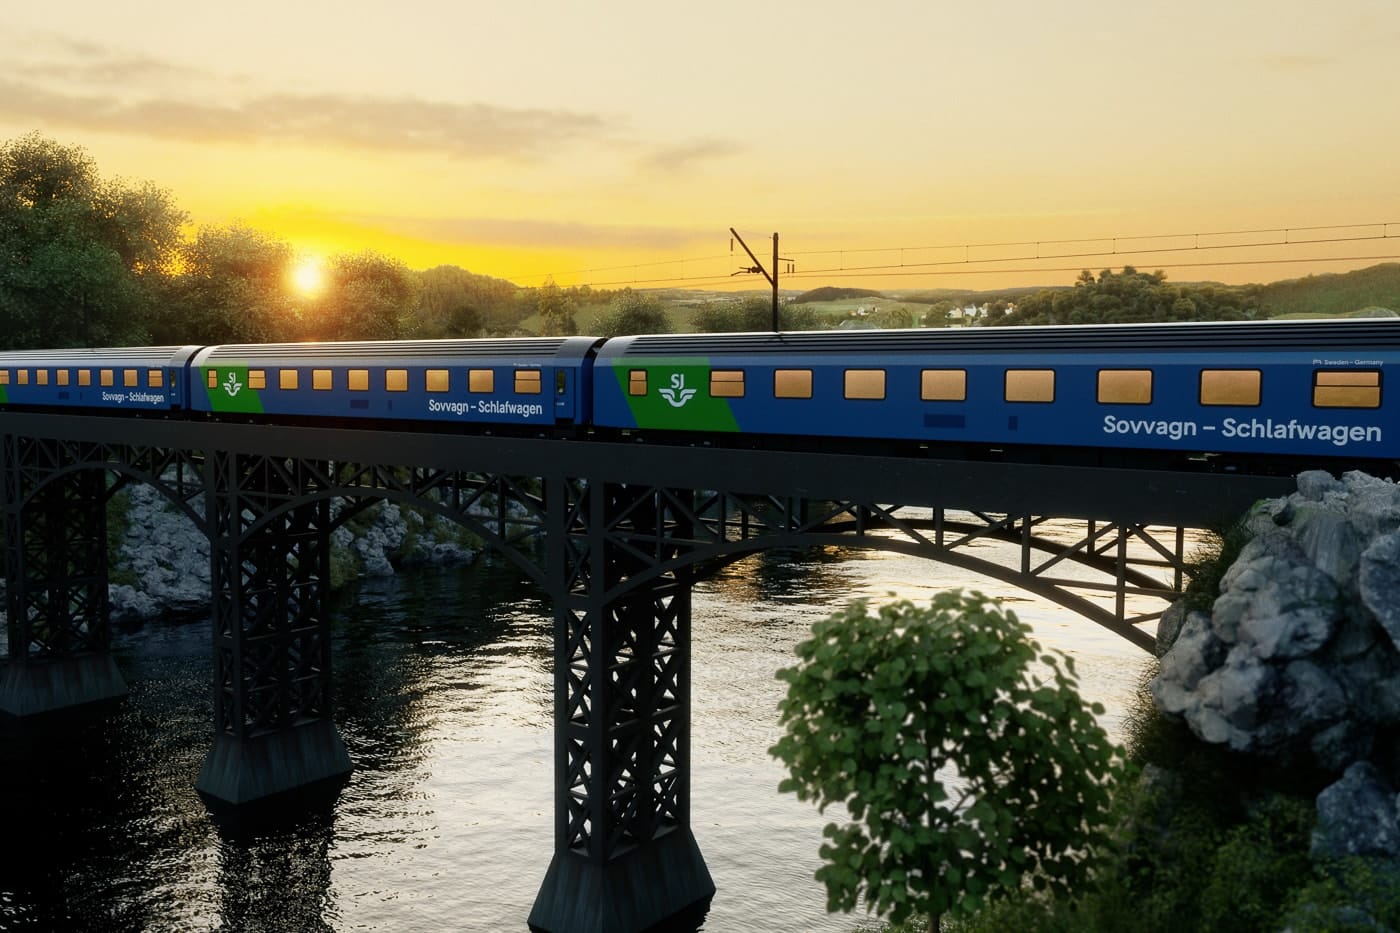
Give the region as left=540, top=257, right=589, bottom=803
left=0, top=545, right=1156, bottom=932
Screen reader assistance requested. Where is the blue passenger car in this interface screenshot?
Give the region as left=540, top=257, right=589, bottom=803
left=189, top=338, right=601, bottom=427
left=0, top=346, right=200, bottom=412
left=591, top=321, right=1400, bottom=462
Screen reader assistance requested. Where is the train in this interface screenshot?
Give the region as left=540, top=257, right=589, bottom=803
left=0, top=319, right=1396, bottom=473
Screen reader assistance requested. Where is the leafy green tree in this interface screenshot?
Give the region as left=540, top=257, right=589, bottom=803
left=1001, top=268, right=1256, bottom=326
left=415, top=264, right=520, bottom=336
left=536, top=279, right=577, bottom=336
left=301, top=250, right=417, bottom=341
left=0, top=132, right=186, bottom=348
left=771, top=591, right=1126, bottom=932
left=154, top=224, right=294, bottom=343
left=596, top=289, right=672, bottom=336
left=693, top=295, right=819, bottom=332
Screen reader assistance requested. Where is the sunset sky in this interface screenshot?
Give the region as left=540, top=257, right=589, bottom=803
left=4, top=1, right=1399, bottom=291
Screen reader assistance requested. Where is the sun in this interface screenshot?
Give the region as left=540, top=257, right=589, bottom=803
left=289, top=256, right=326, bottom=297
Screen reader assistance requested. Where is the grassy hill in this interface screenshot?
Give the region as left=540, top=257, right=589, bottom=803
left=1257, top=263, right=1400, bottom=318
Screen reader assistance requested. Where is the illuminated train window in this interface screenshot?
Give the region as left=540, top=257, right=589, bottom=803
left=1005, top=369, right=1055, bottom=403
left=0, top=371, right=8, bottom=385
left=385, top=370, right=408, bottom=392
left=1200, top=369, right=1261, bottom=406
left=207, top=370, right=218, bottom=389
left=1314, top=370, right=1381, bottom=409
left=469, top=369, right=494, bottom=393
left=147, top=369, right=162, bottom=389
left=312, top=369, right=332, bottom=391
left=57, top=370, right=70, bottom=387
left=628, top=370, right=648, bottom=396
left=1097, top=369, right=1153, bottom=405
left=774, top=369, right=812, bottom=399
left=36, top=370, right=48, bottom=386
left=348, top=369, right=369, bottom=391
left=17, top=370, right=28, bottom=385
left=921, top=369, right=966, bottom=401
left=78, top=370, right=91, bottom=387
left=279, top=369, right=299, bottom=390
left=426, top=370, right=450, bottom=393
left=844, top=369, right=886, bottom=400
left=249, top=370, right=266, bottom=390
left=516, top=370, right=542, bottom=394
left=100, top=370, right=113, bottom=387
left=710, top=370, right=745, bottom=398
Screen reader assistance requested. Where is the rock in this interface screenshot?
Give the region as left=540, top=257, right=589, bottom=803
left=1311, top=762, right=1400, bottom=860
left=1362, top=533, right=1400, bottom=652
left=1297, top=469, right=1344, bottom=501
left=1154, top=600, right=1189, bottom=657
left=1152, top=611, right=1226, bottom=715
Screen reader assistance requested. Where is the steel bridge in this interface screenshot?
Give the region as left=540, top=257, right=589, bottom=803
left=0, top=411, right=1294, bottom=932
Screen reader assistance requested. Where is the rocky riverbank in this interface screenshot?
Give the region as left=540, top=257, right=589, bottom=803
left=1153, top=469, right=1400, bottom=918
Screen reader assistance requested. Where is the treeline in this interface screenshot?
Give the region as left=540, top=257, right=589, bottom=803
left=997, top=267, right=1260, bottom=325
left=0, top=133, right=662, bottom=351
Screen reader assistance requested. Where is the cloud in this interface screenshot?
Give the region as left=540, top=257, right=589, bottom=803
left=346, top=212, right=709, bottom=250
left=0, top=75, right=614, bottom=159
left=637, top=138, right=743, bottom=174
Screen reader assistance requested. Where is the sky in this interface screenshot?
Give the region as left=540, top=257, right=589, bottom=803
left=3, top=0, right=1399, bottom=292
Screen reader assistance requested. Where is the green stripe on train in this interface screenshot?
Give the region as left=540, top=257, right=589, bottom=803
left=201, top=366, right=265, bottom=414
left=612, top=358, right=739, bottom=432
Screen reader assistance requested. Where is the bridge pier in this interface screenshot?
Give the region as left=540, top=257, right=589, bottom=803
left=196, top=453, right=350, bottom=805
left=0, top=446, right=126, bottom=718
left=530, top=481, right=713, bottom=933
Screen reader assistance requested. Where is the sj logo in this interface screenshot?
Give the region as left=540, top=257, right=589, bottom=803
left=658, top=373, right=697, bottom=408
left=223, top=372, right=243, bottom=397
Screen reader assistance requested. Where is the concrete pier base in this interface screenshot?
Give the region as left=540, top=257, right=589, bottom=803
left=195, top=719, right=351, bottom=806
left=0, top=654, right=128, bottom=717
left=528, top=828, right=714, bottom=933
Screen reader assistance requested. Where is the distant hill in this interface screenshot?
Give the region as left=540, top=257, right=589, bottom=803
left=792, top=286, right=884, bottom=304
left=1258, top=263, right=1400, bottom=318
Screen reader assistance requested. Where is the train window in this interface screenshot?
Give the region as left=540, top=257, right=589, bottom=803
left=57, top=370, right=69, bottom=387
left=1200, top=369, right=1261, bottom=406
left=426, top=369, right=450, bottom=393
left=710, top=370, right=745, bottom=398
left=469, top=369, right=495, bottom=393
left=774, top=369, right=813, bottom=399
left=348, top=369, right=369, bottom=391
left=100, top=370, right=113, bottom=387
left=1314, top=370, right=1381, bottom=409
left=279, top=369, right=299, bottom=390
left=78, top=370, right=91, bottom=387
left=249, top=370, right=266, bottom=390
left=386, top=370, right=408, bottom=392
left=36, top=370, right=48, bottom=386
left=628, top=369, right=648, bottom=396
left=556, top=371, right=568, bottom=395
left=516, top=370, right=543, bottom=394
left=313, top=369, right=333, bottom=391
left=844, top=369, right=886, bottom=400
left=921, top=369, right=966, bottom=402
left=0, top=371, right=7, bottom=385
left=122, top=369, right=137, bottom=387
left=17, top=370, right=28, bottom=385
left=147, top=369, right=162, bottom=389
left=207, top=370, right=218, bottom=389
left=1097, top=369, right=1153, bottom=405
left=1005, top=369, right=1055, bottom=403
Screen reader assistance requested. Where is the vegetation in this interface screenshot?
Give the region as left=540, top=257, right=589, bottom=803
left=792, top=286, right=885, bottom=304
left=771, top=592, right=1125, bottom=932
left=1257, top=263, right=1400, bottom=318
left=999, top=267, right=1259, bottom=326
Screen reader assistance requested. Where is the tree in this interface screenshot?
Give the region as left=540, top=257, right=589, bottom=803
left=0, top=133, right=187, bottom=348
left=301, top=250, right=417, bottom=341
left=536, top=279, right=577, bottom=336
left=596, top=289, right=672, bottom=337
left=154, top=224, right=295, bottom=344
left=770, top=591, right=1126, bottom=932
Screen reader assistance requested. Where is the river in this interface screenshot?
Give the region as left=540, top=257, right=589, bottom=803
left=0, top=533, right=1164, bottom=932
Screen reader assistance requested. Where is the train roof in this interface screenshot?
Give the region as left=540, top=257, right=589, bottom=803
left=193, top=336, right=602, bottom=363
left=597, top=319, right=1400, bottom=357
left=0, top=346, right=200, bottom=363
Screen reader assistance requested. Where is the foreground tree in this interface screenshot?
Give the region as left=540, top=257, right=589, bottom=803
left=596, top=289, right=672, bottom=336
left=154, top=224, right=295, bottom=344
left=0, top=133, right=186, bottom=348
left=771, top=591, right=1126, bottom=932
